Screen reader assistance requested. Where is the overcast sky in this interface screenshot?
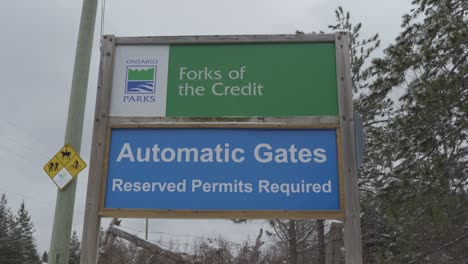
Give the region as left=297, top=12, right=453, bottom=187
left=0, top=0, right=412, bottom=255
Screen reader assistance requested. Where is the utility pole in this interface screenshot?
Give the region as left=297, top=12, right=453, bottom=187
left=48, top=0, right=98, bottom=263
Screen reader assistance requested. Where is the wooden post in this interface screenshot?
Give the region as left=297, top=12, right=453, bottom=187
left=317, top=220, right=326, bottom=264
left=335, top=32, right=363, bottom=263
left=289, top=220, right=298, bottom=264
left=325, top=222, right=344, bottom=264
left=79, top=35, right=116, bottom=264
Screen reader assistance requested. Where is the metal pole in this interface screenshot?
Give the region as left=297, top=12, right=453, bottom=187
left=48, top=0, right=98, bottom=263
left=145, top=218, right=149, bottom=240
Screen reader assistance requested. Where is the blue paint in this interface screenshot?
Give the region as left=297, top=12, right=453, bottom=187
left=104, top=128, right=340, bottom=211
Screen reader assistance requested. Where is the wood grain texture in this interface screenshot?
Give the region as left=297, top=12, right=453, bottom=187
left=109, top=116, right=340, bottom=126
left=98, top=209, right=345, bottom=220
left=108, top=122, right=340, bottom=129
left=335, top=32, right=363, bottom=263
left=80, top=35, right=116, bottom=264
left=114, top=34, right=335, bottom=45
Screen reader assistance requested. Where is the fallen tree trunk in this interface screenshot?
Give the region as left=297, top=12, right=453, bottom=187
left=97, top=218, right=119, bottom=264
left=107, top=225, right=192, bottom=264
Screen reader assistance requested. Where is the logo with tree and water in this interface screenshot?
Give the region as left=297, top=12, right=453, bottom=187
left=125, top=66, right=156, bottom=94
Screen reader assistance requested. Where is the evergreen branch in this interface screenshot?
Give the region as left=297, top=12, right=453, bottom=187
left=447, top=51, right=468, bottom=76
left=406, top=232, right=468, bottom=264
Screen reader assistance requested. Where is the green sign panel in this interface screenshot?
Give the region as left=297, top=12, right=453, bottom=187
left=167, top=43, right=338, bottom=116
left=111, top=42, right=338, bottom=117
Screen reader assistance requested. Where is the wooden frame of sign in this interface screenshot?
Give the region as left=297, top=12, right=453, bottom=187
left=97, top=122, right=345, bottom=220
left=80, top=33, right=362, bottom=263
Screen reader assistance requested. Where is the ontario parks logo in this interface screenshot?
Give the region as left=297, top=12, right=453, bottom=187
left=123, top=59, right=158, bottom=103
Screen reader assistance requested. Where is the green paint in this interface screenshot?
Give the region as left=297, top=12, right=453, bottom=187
left=128, top=67, right=154, bottom=80
left=166, top=43, right=338, bottom=117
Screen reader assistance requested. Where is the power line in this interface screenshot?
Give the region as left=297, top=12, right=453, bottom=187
left=0, top=119, right=57, bottom=149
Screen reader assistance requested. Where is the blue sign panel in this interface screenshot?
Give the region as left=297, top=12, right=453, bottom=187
left=104, top=128, right=340, bottom=211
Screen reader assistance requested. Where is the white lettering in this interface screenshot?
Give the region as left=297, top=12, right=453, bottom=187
left=254, top=143, right=272, bottom=163
left=177, top=148, right=199, bottom=162
left=112, top=179, right=123, bottom=191
left=298, top=148, right=312, bottom=163
left=313, top=148, right=327, bottom=163
left=232, top=148, right=245, bottom=163
left=116, top=143, right=135, bottom=162
left=192, top=179, right=202, bottom=192
left=161, top=148, right=176, bottom=162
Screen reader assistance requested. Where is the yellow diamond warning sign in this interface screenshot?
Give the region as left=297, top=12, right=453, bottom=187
left=55, top=145, right=77, bottom=165
left=66, top=155, right=87, bottom=176
left=43, top=144, right=87, bottom=189
left=43, top=156, right=64, bottom=178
